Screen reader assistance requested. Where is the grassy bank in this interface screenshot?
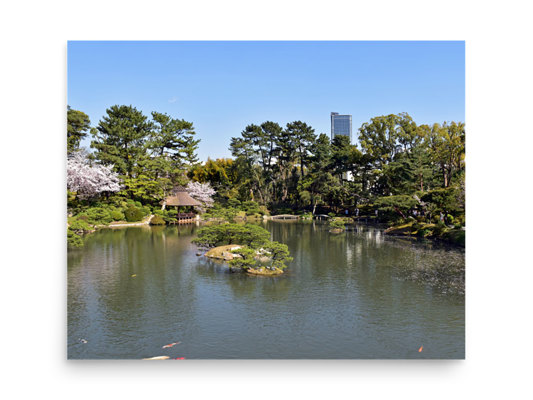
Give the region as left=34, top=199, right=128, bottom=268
left=384, top=220, right=465, bottom=247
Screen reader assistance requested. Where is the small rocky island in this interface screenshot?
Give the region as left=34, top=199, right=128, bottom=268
left=193, top=224, right=292, bottom=275
left=328, top=217, right=354, bottom=234
left=204, top=244, right=243, bottom=261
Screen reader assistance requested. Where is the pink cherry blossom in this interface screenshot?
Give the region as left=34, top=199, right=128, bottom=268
left=67, top=150, right=121, bottom=198
left=186, top=181, right=215, bottom=213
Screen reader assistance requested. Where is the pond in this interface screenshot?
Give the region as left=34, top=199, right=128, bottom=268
left=67, top=221, right=464, bottom=359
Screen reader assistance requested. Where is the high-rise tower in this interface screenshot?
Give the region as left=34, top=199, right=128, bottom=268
left=330, top=112, right=352, bottom=142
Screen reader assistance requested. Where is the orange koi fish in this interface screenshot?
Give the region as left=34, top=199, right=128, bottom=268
left=162, top=342, right=181, bottom=348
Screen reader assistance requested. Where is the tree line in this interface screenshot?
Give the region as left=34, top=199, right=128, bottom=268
left=68, top=105, right=464, bottom=224
left=190, top=113, right=465, bottom=220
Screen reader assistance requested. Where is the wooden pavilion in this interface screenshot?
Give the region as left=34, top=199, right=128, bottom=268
left=160, top=186, right=201, bottom=224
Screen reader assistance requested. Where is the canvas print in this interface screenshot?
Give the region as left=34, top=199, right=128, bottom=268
left=67, top=41, right=465, bottom=359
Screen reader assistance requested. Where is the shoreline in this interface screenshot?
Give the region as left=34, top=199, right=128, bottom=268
left=80, top=216, right=465, bottom=249
left=95, top=215, right=154, bottom=229
left=383, top=222, right=465, bottom=247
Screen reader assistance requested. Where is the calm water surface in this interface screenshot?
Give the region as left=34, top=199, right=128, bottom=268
left=67, top=221, right=464, bottom=359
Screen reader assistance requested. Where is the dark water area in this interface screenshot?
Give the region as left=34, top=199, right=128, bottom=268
left=67, top=221, right=464, bottom=359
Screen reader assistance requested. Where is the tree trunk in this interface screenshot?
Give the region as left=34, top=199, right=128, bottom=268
left=256, top=185, right=264, bottom=205
left=300, top=152, right=305, bottom=180
left=394, top=206, right=406, bottom=219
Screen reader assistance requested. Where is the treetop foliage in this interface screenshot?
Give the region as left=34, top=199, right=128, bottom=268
left=192, top=223, right=271, bottom=249
left=79, top=104, right=200, bottom=203
left=218, top=113, right=464, bottom=220
left=67, top=106, right=92, bottom=154
left=67, top=105, right=464, bottom=228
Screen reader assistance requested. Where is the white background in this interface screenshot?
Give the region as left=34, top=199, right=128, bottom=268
left=1, top=1, right=532, bottom=399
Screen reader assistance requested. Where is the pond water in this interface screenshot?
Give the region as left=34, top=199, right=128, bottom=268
left=67, top=221, right=464, bottom=359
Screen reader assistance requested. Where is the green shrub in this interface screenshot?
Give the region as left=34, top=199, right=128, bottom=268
left=416, top=226, right=430, bottom=237
left=228, top=246, right=257, bottom=270
left=258, top=206, right=270, bottom=216
left=152, top=209, right=176, bottom=223
left=442, top=229, right=465, bottom=246
left=432, top=221, right=447, bottom=237
left=124, top=206, right=145, bottom=222
left=230, top=241, right=293, bottom=271
left=227, top=198, right=241, bottom=208
left=271, top=206, right=293, bottom=215
left=329, top=218, right=346, bottom=230
left=354, top=204, right=373, bottom=217
left=242, top=200, right=261, bottom=215
left=374, top=195, right=418, bottom=222
left=163, top=208, right=177, bottom=223
left=79, top=207, right=115, bottom=225
left=205, top=204, right=239, bottom=221
left=193, top=223, right=271, bottom=249
left=301, top=212, right=313, bottom=220
left=421, top=187, right=463, bottom=216
left=110, top=210, right=125, bottom=221
left=67, top=228, right=84, bottom=248
left=141, top=205, right=151, bottom=216
left=224, top=208, right=239, bottom=220
left=150, top=215, right=166, bottom=225
left=68, top=217, right=92, bottom=233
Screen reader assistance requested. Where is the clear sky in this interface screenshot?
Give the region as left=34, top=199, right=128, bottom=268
left=68, top=41, right=464, bottom=161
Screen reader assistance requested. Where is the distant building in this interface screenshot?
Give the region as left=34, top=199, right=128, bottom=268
left=330, top=112, right=352, bottom=142
left=331, top=112, right=354, bottom=182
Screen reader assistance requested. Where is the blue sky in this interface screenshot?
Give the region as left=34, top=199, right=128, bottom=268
left=68, top=41, right=464, bottom=161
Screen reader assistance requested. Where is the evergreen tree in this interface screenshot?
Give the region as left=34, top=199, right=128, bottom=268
left=146, top=111, right=200, bottom=195
left=91, top=105, right=153, bottom=178
left=299, top=133, right=338, bottom=214
left=67, top=106, right=92, bottom=154
left=273, top=128, right=297, bottom=202
left=230, top=122, right=283, bottom=204
left=284, top=121, right=316, bottom=181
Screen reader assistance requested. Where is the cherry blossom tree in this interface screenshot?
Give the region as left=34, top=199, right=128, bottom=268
left=187, top=181, right=215, bottom=213
left=67, top=150, right=121, bottom=198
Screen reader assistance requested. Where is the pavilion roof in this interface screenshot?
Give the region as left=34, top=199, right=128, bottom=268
left=160, top=187, right=201, bottom=207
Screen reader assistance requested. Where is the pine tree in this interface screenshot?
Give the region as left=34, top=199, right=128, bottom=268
left=91, top=105, right=153, bottom=178
left=67, top=106, right=92, bottom=154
